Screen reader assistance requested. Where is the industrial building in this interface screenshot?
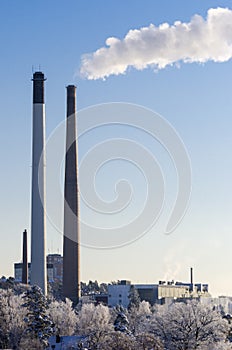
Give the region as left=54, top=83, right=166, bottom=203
left=108, top=278, right=211, bottom=308
left=14, top=254, right=63, bottom=284
left=47, top=254, right=63, bottom=283
left=14, top=262, right=53, bottom=283
left=108, top=280, right=131, bottom=308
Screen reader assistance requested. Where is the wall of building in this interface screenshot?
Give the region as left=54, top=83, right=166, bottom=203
left=108, top=284, right=131, bottom=308
left=135, top=284, right=159, bottom=305
left=158, top=285, right=190, bottom=299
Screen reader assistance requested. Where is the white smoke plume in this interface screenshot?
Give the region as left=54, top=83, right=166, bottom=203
left=80, top=7, right=232, bottom=80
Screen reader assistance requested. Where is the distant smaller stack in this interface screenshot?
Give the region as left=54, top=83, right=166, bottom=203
left=190, top=267, right=193, bottom=292
left=22, top=229, right=28, bottom=284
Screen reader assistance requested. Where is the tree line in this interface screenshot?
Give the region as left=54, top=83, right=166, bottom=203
left=0, top=278, right=231, bottom=349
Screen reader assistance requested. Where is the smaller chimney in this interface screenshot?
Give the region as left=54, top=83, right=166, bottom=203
left=22, top=229, right=28, bottom=284
left=190, top=267, right=193, bottom=292
left=190, top=267, right=193, bottom=284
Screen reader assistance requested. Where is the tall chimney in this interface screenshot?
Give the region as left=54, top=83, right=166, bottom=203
left=30, top=71, right=47, bottom=295
left=22, top=229, right=28, bottom=284
left=63, top=85, right=80, bottom=305
left=190, top=267, right=193, bottom=291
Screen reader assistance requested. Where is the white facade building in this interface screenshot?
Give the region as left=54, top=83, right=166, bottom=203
left=108, top=281, right=131, bottom=308
left=108, top=279, right=211, bottom=308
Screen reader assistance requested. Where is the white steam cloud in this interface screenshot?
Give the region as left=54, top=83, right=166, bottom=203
left=80, top=7, right=232, bottom=80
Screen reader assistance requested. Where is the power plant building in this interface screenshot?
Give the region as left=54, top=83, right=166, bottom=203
left=108, top=279, right=211, bottom=308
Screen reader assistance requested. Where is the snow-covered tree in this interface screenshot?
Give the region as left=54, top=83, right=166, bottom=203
left=102, top=330, right=164, bottom=350
left=101, top=330, right=137, bottom=350
left=135, top=333, right=164, bottom=350
left=77, top=303, right=111, bottom=334
left=152, top=300, right=229, bottom=350
left=19, top=337, right=45, bottom=350
left=77, top=303, right=112, bottom=347
left=0, top=289, right=27, bottom=349
left=128, top=285, right=140, bottom=309
left=81, top=280, right=108, bottom=296
left=114, top=307, right=130, bottom=334
left=0, top=278, right=29, bottom=295
left=128, top=300, right=151, bottom=335
left=48, top=298, right=78, bottom=335
left=22, top=285, right=54, bottom=348
left=200, top=341, right=232, bottom=350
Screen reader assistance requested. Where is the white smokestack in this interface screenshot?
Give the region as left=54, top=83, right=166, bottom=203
left=80, top=7, right=232, bottom=80
left=30, top=71, right=47, bottom=295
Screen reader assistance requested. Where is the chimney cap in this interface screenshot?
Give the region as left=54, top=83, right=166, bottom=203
left=66, top=84, right=76, bottom=89
left=32, top=71, right=47, bottom=81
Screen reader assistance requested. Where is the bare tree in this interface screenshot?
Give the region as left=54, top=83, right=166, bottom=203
left=48, top=298, right=78, bottom=336
left=101, top=331, right=137, bottom=350
left=136, top=333, right=164, bottom=350
left=0, top=289, right=27, bottom=349
left=76, top=303, right=112, bottom=348
left=128, top=300, right=151, bottom=335
left=152, top=300, right=229, bottom=350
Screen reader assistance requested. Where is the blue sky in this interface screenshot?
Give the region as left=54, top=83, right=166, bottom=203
left=1, top=0, right=232, bottom=296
